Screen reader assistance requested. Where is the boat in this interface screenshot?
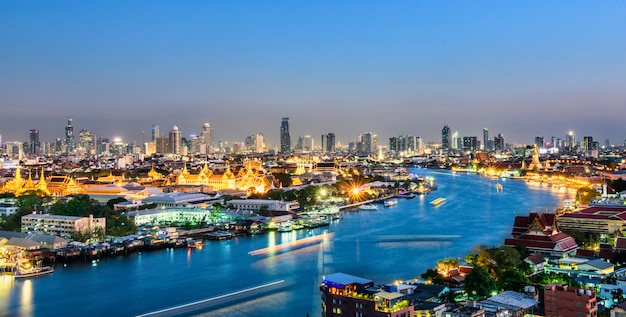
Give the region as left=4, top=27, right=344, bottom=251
left=383, top=199, right=398, bottom=207
left=359, top=204, right=378, bottom=211
left=404, top=193, right=416, bottom=199
left=205, top=231, right=234, bottom=240
left=187, top=239, right=206, bottom=248
left=14, top=266, right=54, bottom=278
left=430, top=197, right=447, bottom=206
left=277, top=222, right=293, bottom=232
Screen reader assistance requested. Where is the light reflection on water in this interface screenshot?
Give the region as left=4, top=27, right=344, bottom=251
left=0, top=170, right=575, bottom=317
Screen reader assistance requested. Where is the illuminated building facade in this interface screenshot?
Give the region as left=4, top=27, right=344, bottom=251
left=169, top=125, right=182, bottom=155
left=65, top=117, right=74, bottom=154
left=280, top=117, right=291, bottom=154
left=442, top=125, right=451, bottom=150
left=321, top=272, right=414, bottom=317
left=21, top=214, right=106, bottom=238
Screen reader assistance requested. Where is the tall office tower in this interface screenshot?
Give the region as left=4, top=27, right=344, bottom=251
left=452, top=131, right=460, bottom=149
left=156, top=137, right=169, bottom=154
left=255, top=133, right=265, bottom=153
left=442, top=125, right=451, bottom=150
left=494, top=133, right=504, bottom=151
left=406, top=136, right=416, bottom=153
left=483, top=128, right=489, bottom=151
left=151, top=125, right=160, bottom=142
left=327, top=133, right=335, bottom=153
left=295, top=136, right=304, bottom=151
left=360, top=132, right=377, bottom=155
left=302, top=135, right=313, bottom=152
left=79, top=129, right=95, bottom=154
left=321, top=134, right=328, bottom=153
left=280, top=117, right=291, bottom=154
left=535, top=136, right=544, bottom=148
left=462, top=136, right=477, bottom=152
left=416, top=136, right=423, bottom=150
left=566, top=131, right=576, bottom=149
left=29, top=129, right=40, bottom=155
left=169, top=125, right=182, bottom=155
left=551, top=136, right=557, bottom=149
left=200, top=122, right=211, bottom=154
left=605, top=139, right=610, bottom=149
left=65, top=117, right=74, bottom=155
left=389, top=137, right=398, bottom=152
left=189, top=135, right=201, bottom=154
left=583, top=136, right=594, bottom=151
left=97, top=138, right=110, bottom=156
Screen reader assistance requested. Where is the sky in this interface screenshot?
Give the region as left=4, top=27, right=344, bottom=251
left=1, top=1, right=625, bottom=147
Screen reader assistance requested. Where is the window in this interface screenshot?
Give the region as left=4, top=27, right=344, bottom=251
left=333, top=307, right=343, bottom=314
left=355, top=312, right=364, bottom=317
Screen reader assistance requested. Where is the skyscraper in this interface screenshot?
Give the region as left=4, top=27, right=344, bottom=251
left=494, top=133, right=504, bottom=151
left=151, top=124, right=160, bottom=142
left=280, top=117, right=291, bottom=154
left=483, top=128, right=489, bottom=151
left=566, top=131, right=576, bottom=149
left=200, top=122, right=211, bottom=154
left=29, top=129, right=40, bottom=155
left=65, top=117, right=74, bottom=155
left=442, top=125, right=451, bottom=150
left=462, top=136, right=477, bottom=152
left=535, top=136, right=544, bottom=148
left=360, top=132, right=377, bottom=155
left=169, top=125, right=182, bottom=155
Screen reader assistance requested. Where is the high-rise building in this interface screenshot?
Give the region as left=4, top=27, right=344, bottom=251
left=483, top=128, right=489, bottom=151
left=200, top=122, right=211, bottom=154
left=79, top=129, right=96, bottom=154
left=442, top=125, right=451, bottom=150
left=169, top=125, right=182, bottom=155
left=29, top=129, right=40, bottom=155
left=462, top=136, right=477, bottom=152
left=535, top=136, right=544, bottom=148
left=280, top=117, right=291, bottom=154
left=65, top=117, right=74, bottom=154
left=566, top=131, right=576, bottom=149
left=359, top=132, right=377, bottom=155
left=583, top=136, right=596, bottom=151
left=302, top=135, right=313, bottom=152
left=255, top=133, right=265, bottom=153
left=604, top=139, right=610, bottom=149
left=151, top=124, right=160, bottom=142
left=494, top=134, right=504, bottom=151
left=452, top=131, right=460, bottom=149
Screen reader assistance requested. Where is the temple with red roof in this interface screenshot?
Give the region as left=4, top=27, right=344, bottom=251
left=504, top=213, right=579, bottom=257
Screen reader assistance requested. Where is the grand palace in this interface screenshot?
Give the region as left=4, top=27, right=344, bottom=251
left=0, top=161, right=274, bottom=198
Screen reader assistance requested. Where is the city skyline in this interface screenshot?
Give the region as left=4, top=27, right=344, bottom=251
left=1, top=2, right=625, bottom=145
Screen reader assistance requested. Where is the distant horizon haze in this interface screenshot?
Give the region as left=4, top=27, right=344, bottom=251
left=1, top=1, right=625, bottom=146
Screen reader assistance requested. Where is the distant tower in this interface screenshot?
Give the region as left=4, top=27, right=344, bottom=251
left=169, top=125, right=182, bottom=155
left=151, top=125, right=160, bottom=142
left=29, top=129, right=40, bottom=155
left=280, top=117, right=291, bottom=154
left=442, top=125, right=451, bottom=150
left=483, top=128, right=489, bottom=151
left=494, top=133, right=504, bottom=151
left=65, top=117, right=74, bottom=155
left=200, top=122, right=211, bottom=154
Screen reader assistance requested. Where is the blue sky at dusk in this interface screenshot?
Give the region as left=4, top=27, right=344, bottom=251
left=1, top=1, right=625, bottom=147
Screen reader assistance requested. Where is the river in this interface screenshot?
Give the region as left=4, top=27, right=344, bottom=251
left=0, top=169, right=574, bottom=317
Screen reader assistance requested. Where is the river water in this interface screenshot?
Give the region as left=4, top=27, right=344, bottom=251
left=0, top=169, right=573, bottom=317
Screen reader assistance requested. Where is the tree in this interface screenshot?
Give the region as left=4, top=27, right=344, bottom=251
left=499, top=270, right=530, bottom=292
left=464, top=266, right=497, bottom=300
left=420, top=268, right=445, bottom=285
left=576, top=186, right=600, bottom=205
left=436, top=258, right=460, bottom=276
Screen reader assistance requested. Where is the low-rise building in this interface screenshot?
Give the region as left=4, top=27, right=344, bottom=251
left=544, top=283, right=597, bottom=317
left=228, top=199, right=300, bottom=212
left=21, top=214, right=105, bottom=238
left=558, top=206, right=626, bottom=235
left=321, top=272, right=414, bottom=317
